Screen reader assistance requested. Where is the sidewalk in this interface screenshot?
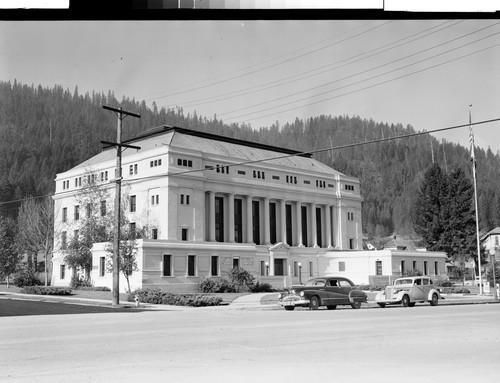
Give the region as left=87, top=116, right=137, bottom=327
left=1, top=287, right=498, bottom=311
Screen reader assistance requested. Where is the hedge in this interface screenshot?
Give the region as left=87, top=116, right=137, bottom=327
left=21, top=286, right=73, bottom=295
left=128, top=288, right=223, bottom=307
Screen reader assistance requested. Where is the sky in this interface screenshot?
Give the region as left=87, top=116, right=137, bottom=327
left=1, top=18, right=500, bottom=153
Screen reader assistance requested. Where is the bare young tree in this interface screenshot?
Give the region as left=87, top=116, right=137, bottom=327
left=16, top=196, right=54, bottom=286
left=62, top=172, right=113, bottom=282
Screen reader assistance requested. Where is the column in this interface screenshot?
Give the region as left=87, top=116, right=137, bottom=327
left=337, top=202, right=343, bottom=250
left=228, top=193, right=235, bottom=243
left=332, top=204, right=339, bottom=248
left=311, top=202, right=318, bottom=248
left=280, top=199, right=286, bottom=244
left=263, top=197, right=270, bottom=245
left=246, top=195, right=253, bottom=244
left=325, top=204, right=332, bottom=248
left=296, top=201, right=304, bottom=247
left=208, top=191, right=215, bottom=242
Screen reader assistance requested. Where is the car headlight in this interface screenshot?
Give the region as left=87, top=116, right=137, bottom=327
left=299, top=291, right=304, bottom=297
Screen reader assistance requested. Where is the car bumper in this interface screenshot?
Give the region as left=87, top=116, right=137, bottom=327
left=279, top=298, right=310, bottom=307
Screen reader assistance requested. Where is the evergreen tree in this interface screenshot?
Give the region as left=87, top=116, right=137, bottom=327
left=413, top=164, right=448, bottom=250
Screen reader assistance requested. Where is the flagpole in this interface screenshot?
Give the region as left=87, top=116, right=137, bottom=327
left=470, top=105, right=483, bottom=295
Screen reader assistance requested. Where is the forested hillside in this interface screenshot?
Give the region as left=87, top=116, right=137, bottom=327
left=1, top=80, right=500, bottom=238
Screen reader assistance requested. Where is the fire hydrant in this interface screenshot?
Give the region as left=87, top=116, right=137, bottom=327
left=134, top=294, right=140, bottom=307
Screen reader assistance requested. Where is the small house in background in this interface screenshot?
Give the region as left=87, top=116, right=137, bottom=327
left=481, top=227, right=500, bottom=253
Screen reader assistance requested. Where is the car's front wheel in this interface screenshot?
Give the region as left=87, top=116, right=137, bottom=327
left=430, top=293, right=439, bottom=306
left=309, top=296, right=320, bottom=310
left=402, top=295, right=411, bottom=307
left=351, top=300, right=362, bottom=309
left=284, top=306, right=295, bottom=311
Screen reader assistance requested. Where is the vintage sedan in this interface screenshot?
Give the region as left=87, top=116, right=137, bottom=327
left=375, top=276, right=441, bottom=308
left=278, top=276, right=368, bottom=311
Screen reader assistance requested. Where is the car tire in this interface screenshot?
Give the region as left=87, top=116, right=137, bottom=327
left=402, top=295, right=410, bottom=307
left=309, top=296, right=320, bottom=310
left=350, top=300, right=362, bottom=309
left=430, top=293, right=439, bottom=306
left=284, top=306, right=295, bottom=311
left=377, top=303, right=386, bottom=308
left=327, top=305, right=337, bottom=310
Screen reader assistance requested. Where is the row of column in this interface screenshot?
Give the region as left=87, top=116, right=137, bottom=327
left=207, top=191, right=342, bottom=248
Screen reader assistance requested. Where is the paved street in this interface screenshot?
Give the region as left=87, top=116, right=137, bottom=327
left=1, top=301, right=498, bottom=383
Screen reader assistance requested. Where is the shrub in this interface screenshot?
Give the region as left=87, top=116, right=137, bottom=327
left=21, top=286, right=72, bottom=295
left=13, top=268, right=43, bottom=287
left=198, top=277, right=234, bottom=293
left=436, top=280, right=454, bottom=287
left=77, top=286, right=111, bottom=291
left=128, top=288, right=223, bottom=307
left=227, top=267, right=255, bottom=292
left=251, top=282, right=274, bottom=293
left=355, top=284, right=386, bottom=291
left=71, top=275, right=93, bottom=289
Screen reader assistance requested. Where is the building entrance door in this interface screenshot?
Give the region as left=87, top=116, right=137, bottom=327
left=274, top=259, right=286, bottom=276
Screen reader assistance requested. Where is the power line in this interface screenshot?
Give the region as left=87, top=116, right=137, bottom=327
left=167, top=20, right=461, bottom=110
left=225, top=40, right=500, bottom=123
left=144, top=21, right=393, bottom=102
left=220, top=24, right=500, bottom=120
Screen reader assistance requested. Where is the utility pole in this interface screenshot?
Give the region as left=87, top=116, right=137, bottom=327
left=102, top=105, right=140, bottom=306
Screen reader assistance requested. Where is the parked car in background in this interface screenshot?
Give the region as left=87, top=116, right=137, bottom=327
left=375, top=276, right=441, bottom=308
left=278, top=276, right=367, bottom=311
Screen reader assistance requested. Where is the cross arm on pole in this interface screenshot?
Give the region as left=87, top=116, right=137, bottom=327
left=100, top=140, right=141, bottom=151
left=103, top=105, right=141, bottom=119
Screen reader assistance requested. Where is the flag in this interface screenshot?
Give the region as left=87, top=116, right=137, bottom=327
left=469, top=105, right=475, bottom=161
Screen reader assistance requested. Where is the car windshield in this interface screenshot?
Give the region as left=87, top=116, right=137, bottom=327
left=395, top=279, right=413, bottom=285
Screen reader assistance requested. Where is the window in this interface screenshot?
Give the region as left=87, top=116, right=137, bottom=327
left=339, top=261, right=346, bottom=272
left=309, top=261, right=314, bottom=277
left=181, top=228, right=188, bottom=241
left=234, top=198, right=243, bottom=243
left=180, top=194, right=190, bottom=205
left=237, top=170, right=246, bottom=175
left=163, top=254, right=172, bottom=277
left=74, top=205, right=80, bottom=221
left=272, top=175, right=280, bottom=180
left=73, top=230, right=79, bottom=242
left=376, top=260, right=383, bottom=276
left=401, top=260, right=406, bottom=275
left=424, top=261, right=428, bottom=275
left=62, top=207, right=67, bottom=223
left=130, top=195, right=136, bottom=212
left=86, top=203, right=91, bottom=218
left=99, top=257, right=105, bottom=277
left=60, top=265, right=66, bottom=280
left=130, top=222, right=136, bottom=237
left=151, top=158, right=162, bottom=168
left=152, top=228, right=158, bottom=239
left=260, top=261, right=266, bottom=276
left=304, top=180, right=310, bottom=184
left=151, top=195, right=159, bottom=206
left=316, top=180, right=326, bottom=188
left=187, top=255, right=196, bottom=276
left=348, top=212, right=354, bottom=221
left=286, top=175, right=297, bottom=184
left=215, top=196, right=224, bottom=242
left=253, top=170, right=265, bottom=179
left=233, top=258, right=239, bottom=268
left=434, top=261, right=438, bottom=275
left=61, top=231, right=67, bottom=250
left=349, top=238, right=355, bottom=249
left=211, top=256, right=219, bottom=276
left=178, top=158, right=192, bottom=167
left=345, top=184, right=355, bottom=191
left=100, top=200, right=106, bottom=216
left=293, top=261, right=298, bottom=277
left=413, top=260, right=417, bottom=270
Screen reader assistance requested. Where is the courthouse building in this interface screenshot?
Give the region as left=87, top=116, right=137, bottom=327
left=51, top=126, right=446, bottom=292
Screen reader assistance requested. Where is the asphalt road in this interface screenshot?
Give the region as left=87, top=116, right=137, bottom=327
left=1, top=301, right=498, bottom=383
